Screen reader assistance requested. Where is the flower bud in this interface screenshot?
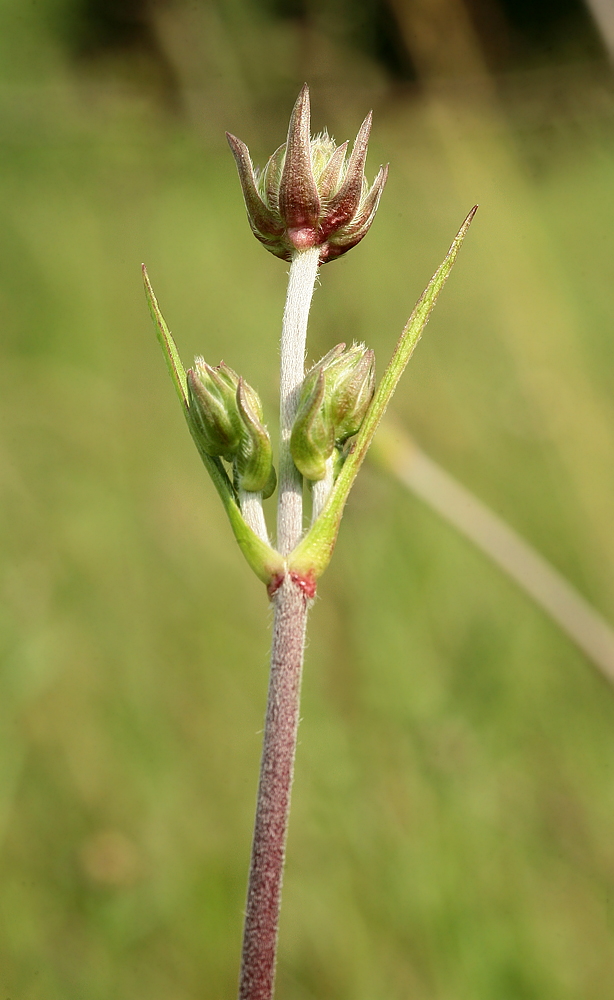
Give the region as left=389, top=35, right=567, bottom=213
left=235, top=377, right=276, bottom=497
left=325, top=344, right=376, bottom=443
left=290, top=367, right=335, bottom=481
left=290, top=342, right=376, bottom=481
left=227, top=84, right=388, bottom=264
left=187, top=360, right=276, bottom=496
left=187, top=359, right=243, bottom=461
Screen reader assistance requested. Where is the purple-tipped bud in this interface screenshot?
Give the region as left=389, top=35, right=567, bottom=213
left=227, top=84, right=388, bottom=263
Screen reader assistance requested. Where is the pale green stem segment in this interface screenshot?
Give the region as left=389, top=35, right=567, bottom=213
left=277, top=246, right=320, bottom=555
left=239, top=489, right=270, bottom=545
left=310, top=455, right=335, bottom=525
left=143, top=265, right=284, bottom=587
left=288, top=206, right=477, bottom=582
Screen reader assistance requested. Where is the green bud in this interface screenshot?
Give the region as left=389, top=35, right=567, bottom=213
left=326, top=344, right=376, bottom=443
left=290, top=342, right=375, bottom=481
left=187, top=359, right=243, bottom=460
left=290, top=367, right=335, bottom=481
left=188, top=359, right=276, bottom=497
left=235, top=377, right=276, bottom=497
left=307, top=342, right=346, bottom=376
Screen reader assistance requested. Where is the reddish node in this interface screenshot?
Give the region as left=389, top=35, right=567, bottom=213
left=289, top=569, right=317, bottom=600
left=267, top=572, right=285, bottom=599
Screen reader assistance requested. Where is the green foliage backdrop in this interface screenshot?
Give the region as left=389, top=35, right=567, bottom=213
left=2, top=2, right=614, bottom=997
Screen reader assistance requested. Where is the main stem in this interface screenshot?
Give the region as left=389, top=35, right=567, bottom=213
left=238, top=577, right=308, bottom=1000
left=277, top=247, right=320, bottom=556
left=238, top=247, right=319, bottom=1000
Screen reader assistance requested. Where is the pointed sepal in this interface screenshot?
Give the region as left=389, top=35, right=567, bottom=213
left=235, top=377, right=276, bottom=494
left=278, top=83, right=320, bottom=234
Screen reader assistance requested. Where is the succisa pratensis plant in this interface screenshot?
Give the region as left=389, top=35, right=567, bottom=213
left=143, top=84, right=476, bottom=1000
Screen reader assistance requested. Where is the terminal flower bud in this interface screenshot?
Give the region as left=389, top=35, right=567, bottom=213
left=187, top=360, right=275, bottom=496
left=290, top=342, right=376, bottom=481
left=227, top=84, right=388, bottom=263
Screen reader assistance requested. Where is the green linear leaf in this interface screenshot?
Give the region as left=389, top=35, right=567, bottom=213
left=143, top=264, right=189, bottom=410
left=288, top=206, right=477, bottom=582
left=143, top=265, right=285, bottom=587
left=188, top=424, right=285, bottom=587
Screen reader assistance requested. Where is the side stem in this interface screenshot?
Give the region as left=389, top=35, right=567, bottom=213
left=239, top=246, right=319, bottom=999
left=310, top=455, right=335, bottom=524
left=239, top=489, right=270, bottom=545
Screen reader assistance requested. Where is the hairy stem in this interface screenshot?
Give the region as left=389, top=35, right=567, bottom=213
left=238, top=247, right=319, bottom=999
left=238, top=576, right=308, bottom=999
left=277, top=246, right=320, bottom=554
left=310, top=455, right=335, bottom=524
left=239, top=489, right=269, bottom=545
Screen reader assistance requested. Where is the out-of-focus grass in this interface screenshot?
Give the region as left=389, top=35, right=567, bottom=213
left=2, top=20, right=614, bottom=1000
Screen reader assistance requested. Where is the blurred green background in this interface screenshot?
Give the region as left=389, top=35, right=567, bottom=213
left=2, top=0, right=614, bottom=997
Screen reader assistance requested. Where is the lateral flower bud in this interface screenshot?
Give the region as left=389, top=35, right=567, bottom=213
left=290, top=343, right=376, bottom=481
left=235, top=378, right=276, bottom=497
left=187, top=360, right=276, bottom=497
left=227, top=84, right=388, bottom=263
left=289, top=367, right=335, bottom=482
left=326, top=343, right=376, bottom=443
left=187, top=359, right=243, bottom=461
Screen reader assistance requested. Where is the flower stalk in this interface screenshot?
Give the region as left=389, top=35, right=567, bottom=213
left=239, top=489, right=269, bottom=544
left=310, top=455, right=335, bottom=523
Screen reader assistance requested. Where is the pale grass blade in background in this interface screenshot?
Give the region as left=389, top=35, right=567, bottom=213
left=372, top=422, right=614, bottom=687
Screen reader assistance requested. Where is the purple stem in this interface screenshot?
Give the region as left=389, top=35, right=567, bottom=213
left=238, top=576, right=308, bottom=999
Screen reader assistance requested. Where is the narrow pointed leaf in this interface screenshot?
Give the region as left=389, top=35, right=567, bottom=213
left=334, top=164, right=389, bottom=241
left=288, top=206, right=478, bottom=581
left=143, top=264, right=188, bottom=410
left=263, top=144, right=287, bottom=211
left=143, top=266, right=284, bottom=587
